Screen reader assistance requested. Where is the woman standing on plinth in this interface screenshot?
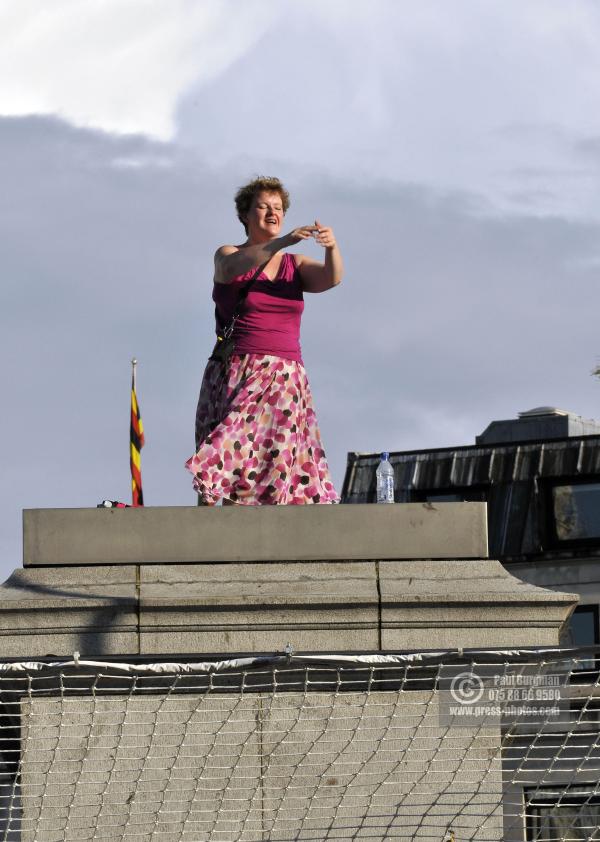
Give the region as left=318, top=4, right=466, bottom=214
left=185, top=176, right=343, bottom=505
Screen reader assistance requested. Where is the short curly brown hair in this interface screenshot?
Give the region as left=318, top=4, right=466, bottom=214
left=235, top=176, right=290, bottom=232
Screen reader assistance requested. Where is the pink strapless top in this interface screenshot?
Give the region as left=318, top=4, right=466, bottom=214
left=213, top=252, right=304, bottom=363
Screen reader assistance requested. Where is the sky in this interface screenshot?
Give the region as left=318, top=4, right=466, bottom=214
left=1, top=0, right=600, bottom=582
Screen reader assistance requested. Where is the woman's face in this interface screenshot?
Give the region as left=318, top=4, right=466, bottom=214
left=245, top=190, right=284, bottom=240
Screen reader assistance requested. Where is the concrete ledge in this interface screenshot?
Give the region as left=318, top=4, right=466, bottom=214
left=379, top=559, right=576, bottom=648
left=22, top=503, right=488, bottom=566
left=138, top=561, right=379, bottom=654
left=0, top=567, right=138, bottom=657
left=0, top=556, right=577, bottom=656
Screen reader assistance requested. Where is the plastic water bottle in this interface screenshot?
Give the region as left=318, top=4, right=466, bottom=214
left=376, top=452, right=395, bottom=504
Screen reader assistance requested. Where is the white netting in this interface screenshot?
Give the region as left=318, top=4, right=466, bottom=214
left=0, top=649, right=599, bottom=841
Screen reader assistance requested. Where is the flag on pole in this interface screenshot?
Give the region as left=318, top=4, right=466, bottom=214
left=130, top=358, right=145, bottom=506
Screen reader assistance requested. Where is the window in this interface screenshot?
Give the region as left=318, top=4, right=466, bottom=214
left=564, top=606, right=598, bottom=674
left=568, top=606, right=598, bottom=647
left=551, top=482, right=600, bottom=543
left=569, top=697, right=600, bottom=728
left=526, top=786, right=600, bottom=841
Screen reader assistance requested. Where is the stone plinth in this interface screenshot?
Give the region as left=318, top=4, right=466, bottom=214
left=0, top=503, right=582, bottom=842
left=0, top=503, right=577, bottom=657
left=22, top=502, right=488, bottom=566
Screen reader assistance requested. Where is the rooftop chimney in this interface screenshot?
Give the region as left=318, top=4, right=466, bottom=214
left=476, top=407, right=600, bottom=445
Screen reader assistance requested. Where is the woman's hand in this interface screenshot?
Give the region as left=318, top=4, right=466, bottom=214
left=296, top=218, right=344, bottom=293
left=286, top=225, right=318, bottom=245
left=313, top=219, right=337, bottom=249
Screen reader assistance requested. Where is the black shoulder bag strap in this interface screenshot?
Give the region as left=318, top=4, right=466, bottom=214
left=209, top=262, right=265, bottom=364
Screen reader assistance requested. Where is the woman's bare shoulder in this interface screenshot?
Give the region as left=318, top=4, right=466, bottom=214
left=214, top=244, right=240, bottom=261
left=213, top=244, right=245, bottom=284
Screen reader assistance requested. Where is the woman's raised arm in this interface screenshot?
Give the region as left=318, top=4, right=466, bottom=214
left=214, top=226, right=317, bottom=284
left=296, top=221, right=344, bottom=293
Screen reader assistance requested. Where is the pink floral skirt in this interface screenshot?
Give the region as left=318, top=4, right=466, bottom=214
left=185, top=354, right=339, bottom=505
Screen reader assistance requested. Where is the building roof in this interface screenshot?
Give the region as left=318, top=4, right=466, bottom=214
left=341, top=410, right=600, bottom=561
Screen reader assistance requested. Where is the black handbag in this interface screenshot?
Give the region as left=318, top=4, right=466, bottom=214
left=209, top=329, right=237, bottom=364
left=209, top=265, right=264, bottom=365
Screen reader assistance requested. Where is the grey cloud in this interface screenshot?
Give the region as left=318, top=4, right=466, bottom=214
left=574, top=136, right=600, bottom=163
left=296, top=178, right=600, bottom=460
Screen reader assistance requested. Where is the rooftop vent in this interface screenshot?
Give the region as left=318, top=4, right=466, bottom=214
left=517, top=406, right=569, bottom=418
left=477, top=408, right=600, bottom=445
